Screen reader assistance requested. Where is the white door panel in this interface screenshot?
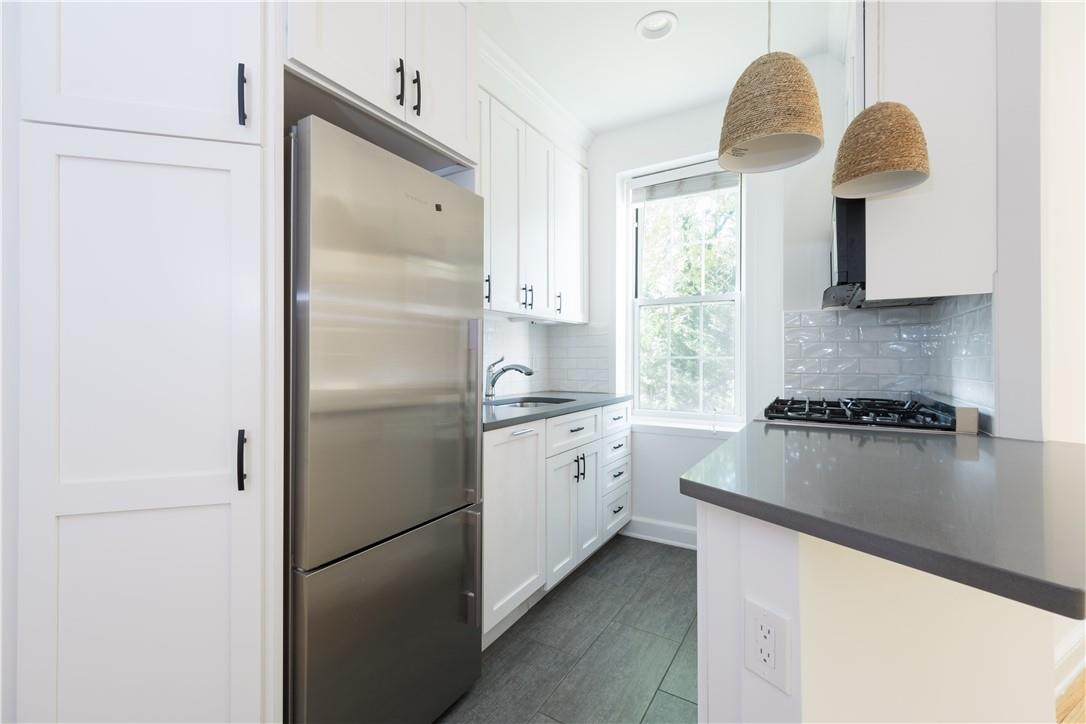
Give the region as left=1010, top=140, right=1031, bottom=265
left=576, top=445, right=601, bottom=557
left=554, top=152, right=587, bottom=322
left=21, top=2, right=261, bottom=143
left=545, top=451, right=578, bottom=589
left=487, top=100, right=524, bottom=314
left=405, top=1, right=477, bottom=160
left=287, top=0, right=407, bottom=121
left=17, top=123, right=261, bottom=722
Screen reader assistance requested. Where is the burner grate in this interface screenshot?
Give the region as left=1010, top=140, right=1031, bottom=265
left=764, top=396, right=956, bottom=431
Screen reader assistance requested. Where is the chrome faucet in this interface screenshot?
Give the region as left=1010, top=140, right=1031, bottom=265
left=485, top=356, right=534, bottom=399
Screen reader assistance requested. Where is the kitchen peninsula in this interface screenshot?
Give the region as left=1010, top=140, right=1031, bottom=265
left=681, top=422, right=1085, bottom=722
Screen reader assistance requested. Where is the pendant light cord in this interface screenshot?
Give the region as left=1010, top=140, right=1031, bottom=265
left=767, top=0, right=772, bottom=53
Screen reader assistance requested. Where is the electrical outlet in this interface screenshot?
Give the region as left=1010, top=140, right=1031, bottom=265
left=744, top=599, right=789, bottom=693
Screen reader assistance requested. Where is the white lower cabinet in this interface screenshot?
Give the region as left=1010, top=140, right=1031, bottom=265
left=482, top=423, right=546, bottom=633
left=545, top=440, right=602, bottom=589
left=603, top=484, right=633, bottom=538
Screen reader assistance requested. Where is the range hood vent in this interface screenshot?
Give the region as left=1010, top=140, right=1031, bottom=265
left=822, top=198, right=939, bottom=310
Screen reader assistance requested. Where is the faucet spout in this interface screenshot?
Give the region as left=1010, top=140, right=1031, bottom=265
left=485, top=359, right=534, bottom=399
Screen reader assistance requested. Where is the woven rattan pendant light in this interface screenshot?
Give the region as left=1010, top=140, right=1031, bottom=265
left=718, top=0, right=824, bottom=173
left=832, top=8, right=929, bottom=197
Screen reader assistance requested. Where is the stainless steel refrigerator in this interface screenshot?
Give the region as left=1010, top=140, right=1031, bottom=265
left=287, top=116, right=483, bottom=723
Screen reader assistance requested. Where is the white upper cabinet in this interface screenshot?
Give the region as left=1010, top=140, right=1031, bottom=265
left=286, top=0, right=478, bottom=163
left=17, top=123, right=263, bottom=722
left=553, top=151, right=588, bottom=322
left=21, top=2, right=261, bottom=144
left=520, top=126, right=553, bottom=317
left=486, top=98, right=525, bottom=314
left=287, top=1, right=406, bottom=120
left=863, top=1, right=996, bottom=300
left=405, top=2, right=478, bottom=163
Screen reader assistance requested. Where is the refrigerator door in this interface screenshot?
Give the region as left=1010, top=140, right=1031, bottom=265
left=292, top=504, right=482, bottom=724
left=291, top=116, right=483, bottom=570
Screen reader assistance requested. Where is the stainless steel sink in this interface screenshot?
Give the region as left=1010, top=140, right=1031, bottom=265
left=484, top=397, right=575, bottom=408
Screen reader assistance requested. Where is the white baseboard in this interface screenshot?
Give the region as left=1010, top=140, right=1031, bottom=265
left=1056, top=630, right=1086, bottom=695
left=621, top=516, right=697, bottom=549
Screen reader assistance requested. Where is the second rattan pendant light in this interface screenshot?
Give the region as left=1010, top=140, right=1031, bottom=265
left=718, top=1, right=824, bottom=173
left=831, top=8, right=929, bottom=197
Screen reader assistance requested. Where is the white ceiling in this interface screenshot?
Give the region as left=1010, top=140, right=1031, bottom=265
left=480, top=2, right=846, bottom=135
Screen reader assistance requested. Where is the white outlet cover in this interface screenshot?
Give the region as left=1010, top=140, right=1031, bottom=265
left=744, top=599, right=790, bottom=693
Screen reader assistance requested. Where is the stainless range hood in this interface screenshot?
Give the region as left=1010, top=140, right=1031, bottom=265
left=822, top=198, right=939, bottom=310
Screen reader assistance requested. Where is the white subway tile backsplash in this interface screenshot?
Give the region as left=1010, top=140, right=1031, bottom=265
left=780, top=294, right=993, bottom=414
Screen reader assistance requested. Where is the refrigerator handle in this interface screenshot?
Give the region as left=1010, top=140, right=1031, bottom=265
left=464, top=508, right=482, bottom=628
left=464, top=319, right=481, bottom=505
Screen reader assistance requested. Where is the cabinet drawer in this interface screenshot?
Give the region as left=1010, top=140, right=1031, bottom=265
left=601, top=430, right=630, bottom=466
left=602, top=483, right=632, bottom=538
left=602, top=401, right=632, bottom=435
left=546, top=408, right=601, bottom=457
left=600, top=457, right=630, bottom=497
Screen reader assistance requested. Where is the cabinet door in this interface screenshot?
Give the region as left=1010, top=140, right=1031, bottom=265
left=21, top=2, right=261, bottom=143
left=520, top=125, right=553, bottom=317
left=479, top=91, right=492, bottom=308
left=482, top=424, right=545, bottom=633
left=405, top=1, right=478, bottom=161
left=553, top=151, right=588, bottom=322
left=17, top=123, right=261, bottom=722
left=545, top=449, right=579, bottom=589
left=488, top=100, right=525, bottom=314
left=287, top=0, right=407, bottom=121
left=863, top=1, right=996, bottom=300
left=576, top=443, right=602, bottom=558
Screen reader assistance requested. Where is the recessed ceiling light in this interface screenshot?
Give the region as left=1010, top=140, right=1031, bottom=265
left=636, top=10, right=678, bottom=41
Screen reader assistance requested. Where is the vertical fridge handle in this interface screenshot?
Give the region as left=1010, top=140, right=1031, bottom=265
left=464, top=508, right=481, bottom=628
left=464, top=319, right=481, bottom=504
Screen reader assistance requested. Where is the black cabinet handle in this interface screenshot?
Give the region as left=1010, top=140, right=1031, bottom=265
left=395, top=58, right=405, bottom=106
left=612, top=415, right=624, bottom=421
left=569, top=426, right=584, bottom=433
left=574, top=455, right=581, bottom=482
left=528, top=285, right=534, bottom=309
left=612, top=443, right=624, bottom=450
left=521, top=285, right=528, bottom=307
left=236, top=63, right=247, bottom=126
left=236, top=429, right=247, bottom=491
left=580, top=454, right=586, bottom=480
left=556, top=292, right=562, bottom=314
left=484, top=274, right=491, bottom=303
left=612, top=470, right=625, bottom=479
left=612, top=505, right=624, bottom=515
left=412, top=69, right=421, bottom=116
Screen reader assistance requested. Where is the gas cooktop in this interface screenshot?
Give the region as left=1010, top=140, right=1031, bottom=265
left=763, top=396, right=960, bottom=432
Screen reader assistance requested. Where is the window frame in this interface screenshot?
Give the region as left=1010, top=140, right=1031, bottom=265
left=629, top=160, right=746, bottom=425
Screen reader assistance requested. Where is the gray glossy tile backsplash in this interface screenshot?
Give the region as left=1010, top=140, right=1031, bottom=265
left=783, top=294, right=994, bottom=419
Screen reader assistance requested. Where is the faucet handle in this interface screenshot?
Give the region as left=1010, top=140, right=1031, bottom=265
left=487, top=356, right=505, bottom=372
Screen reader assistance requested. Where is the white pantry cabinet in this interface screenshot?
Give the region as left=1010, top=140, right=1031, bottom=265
left=485, top=96, right=526, bottom=314
left=863, top=1, right=996, bottom=300
left=21, top=1, right=261, bottom=144
left=479, top=94, right=587, bottom=322
left=552, top=150, right=588, bottom=322
left=481, top=423, right=546, bottom=633
left=287, top=0, right=478, bottom=162
left=16, top=123, right=263, bottom=722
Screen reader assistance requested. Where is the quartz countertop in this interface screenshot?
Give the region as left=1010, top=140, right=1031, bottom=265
left=482, top=391, right=632, bottom=432
left=680, top=421, right=1086, bottom=618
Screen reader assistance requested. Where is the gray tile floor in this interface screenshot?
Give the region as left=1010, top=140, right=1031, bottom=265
left=440, top=536, right=697, bottom=724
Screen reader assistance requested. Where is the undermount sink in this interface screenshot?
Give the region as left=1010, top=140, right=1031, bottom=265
left=485, top=397, right=575, bottom=408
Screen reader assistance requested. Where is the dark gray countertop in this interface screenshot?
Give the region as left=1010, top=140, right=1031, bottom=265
left=680, top=421, right=1086, bottom=619
left=482, top=391, right=632, bottom=432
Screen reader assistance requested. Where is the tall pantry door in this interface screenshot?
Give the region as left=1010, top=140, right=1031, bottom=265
left=17, top=123, right=262, bottom=722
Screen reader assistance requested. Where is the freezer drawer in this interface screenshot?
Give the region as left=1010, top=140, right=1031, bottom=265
left=292, top=504, right=482, bottom=723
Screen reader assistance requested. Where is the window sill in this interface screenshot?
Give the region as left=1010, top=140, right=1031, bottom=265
left=630, top=416, right=746, bottom=438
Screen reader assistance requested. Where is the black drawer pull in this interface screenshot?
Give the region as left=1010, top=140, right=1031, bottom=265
left=580, top=454, right=586, bottom=480
left=574, top=454, right=581, bottom=481
left=395, top=58, right=405, bottom=106
left=236, top=429, right=247, bottom=491
left=484, top=274, right=491, bottom=303
left=612, top=443, right=624, bottom=450
left=569, top=426, right=584, bottom=433
left=612, top=415, right=624, bottom=421
left=412, top=69, right=421, bottom=116
left=612, top=471, right=624, bottom=479
left=236, top=63, right=247, bottom=126
left=612, top=505, right=624, bottom=515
